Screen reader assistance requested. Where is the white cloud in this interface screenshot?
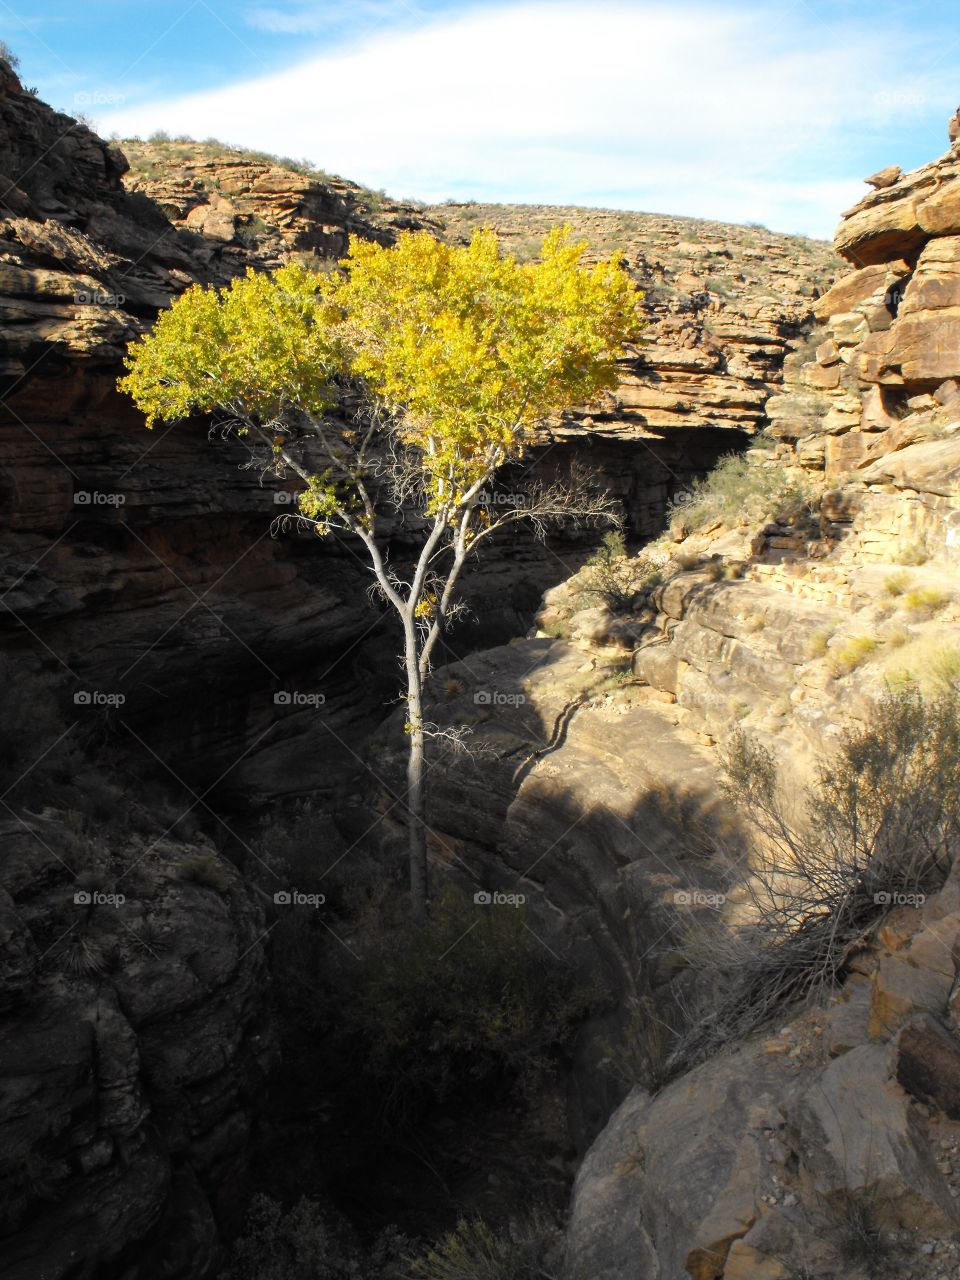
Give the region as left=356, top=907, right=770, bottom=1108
left=98, top=1, right=959, bottom=238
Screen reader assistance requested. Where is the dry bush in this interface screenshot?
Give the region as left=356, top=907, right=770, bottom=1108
left=673, top=688, right=960, bottom=1065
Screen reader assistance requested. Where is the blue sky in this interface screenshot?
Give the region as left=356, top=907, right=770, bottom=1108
left=5, top=0, right=959, bottom=237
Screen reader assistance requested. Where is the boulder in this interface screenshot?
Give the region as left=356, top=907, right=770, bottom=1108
left=789, top=1044, right=958, bottom=1232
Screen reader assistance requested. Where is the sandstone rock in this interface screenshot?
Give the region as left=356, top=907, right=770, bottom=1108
left=869, top=950, right=954, bottom=1038
left=834, top=192, right=925, bottom=268
left=564, top=1045, right=795, bottom=1280
left=789, top=1044, right=958, bottom=1232
left=865, top=164, right=903, bottom=190
left=813, top=261, right=909, bottom=320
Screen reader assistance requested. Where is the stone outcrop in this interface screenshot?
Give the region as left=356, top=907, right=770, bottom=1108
left=0, top=812, right=273, bottom=1279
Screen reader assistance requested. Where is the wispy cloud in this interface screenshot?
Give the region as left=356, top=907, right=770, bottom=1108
left=98, top=0, right=960, bottom=238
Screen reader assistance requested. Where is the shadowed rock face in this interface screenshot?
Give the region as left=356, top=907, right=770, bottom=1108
left=0, top=814, right=275, bottom=1280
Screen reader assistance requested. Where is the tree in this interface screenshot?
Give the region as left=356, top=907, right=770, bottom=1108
left=120, top=227, right=643, bottom=918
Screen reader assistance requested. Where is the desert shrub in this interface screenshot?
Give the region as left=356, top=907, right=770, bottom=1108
left=579, top=531, right=661, bottom=613
left=410, top=1212, right=562, bottom=1280
left=235, top=214, right=270, bottom=246
left=889, top=640, right=960, bottom=696
left=894, top=541, right=928, bottom=566
left=674, top=688, right=960, bottom=1063
left=224, top=1194, right=408, bottom=1280
left=666, top=448, right=818, bottom=534
left=928, top=645, right=960, bottom=693
left=176, top=851, right=231, bottom=893
left=0, top=41, right=20, bottom=70
left=830, top=634, right=879, bottom=675
left=806, top=627, right=834, bottom=658
left=902, top=587, right=950, bottom=615
left=705, top=558, right=725, bottom=582
left=337, top=888, right=599, bottom=1123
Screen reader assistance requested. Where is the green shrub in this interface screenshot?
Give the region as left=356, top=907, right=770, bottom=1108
left=224, top=1194, right=408, bottom=1280
left=928, top=644, right=960, bottom=694
left=338, top=888, right=599, bottom=1123
left=235, top=213, right=269, bottom=246
left=666, top=449, right=818, bottom=535
left=806, top=627, right=834, bottom=658
left=579, top=531, right=661, bottom=613
left=902, top=587, right=950, bottom=615
left=883, top=571, right=911, bottom=597
left=831, top=634, right=879, bottom=675
left=894, top=541, right=928, bottom=566
left=410, top=1212, right=562, bottom=1280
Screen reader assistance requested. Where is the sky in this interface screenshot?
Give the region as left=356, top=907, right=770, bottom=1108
left=3, top=0, right=959, bottom=238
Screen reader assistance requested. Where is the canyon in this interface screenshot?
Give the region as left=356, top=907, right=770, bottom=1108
left=2, top=50, right=960, bottom=1280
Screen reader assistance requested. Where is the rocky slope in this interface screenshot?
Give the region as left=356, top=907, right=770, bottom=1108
left=406, top=115, right=960, bottom=1278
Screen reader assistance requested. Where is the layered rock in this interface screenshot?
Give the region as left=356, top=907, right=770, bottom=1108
left=121, top=137, right=443, bottom=269
left=430, top=202, right=842, bottom=442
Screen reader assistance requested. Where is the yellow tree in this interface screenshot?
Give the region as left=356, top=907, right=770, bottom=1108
left=121, top=228, right=643, bottom=918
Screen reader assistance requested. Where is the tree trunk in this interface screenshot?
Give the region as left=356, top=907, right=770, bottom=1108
left=404, top=619, right=428, bottom=921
